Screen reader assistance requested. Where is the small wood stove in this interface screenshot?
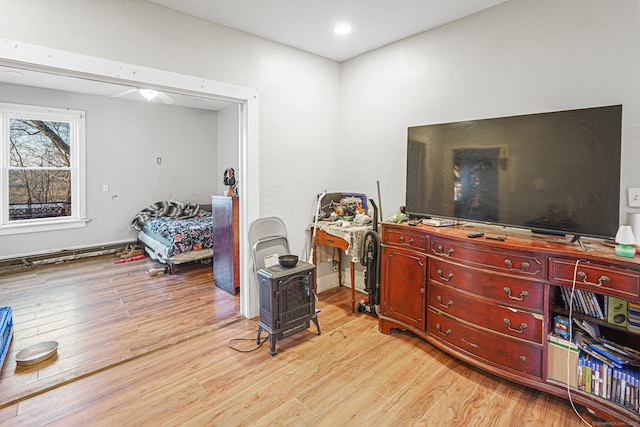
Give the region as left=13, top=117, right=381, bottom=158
left=257, top=260, right=320, bottom=355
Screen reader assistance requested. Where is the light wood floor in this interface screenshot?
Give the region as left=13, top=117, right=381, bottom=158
left=0, top=255, right=601, bottom=426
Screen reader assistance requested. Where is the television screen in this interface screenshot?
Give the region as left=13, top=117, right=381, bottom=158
left=406, top=105, right=622, bottom=239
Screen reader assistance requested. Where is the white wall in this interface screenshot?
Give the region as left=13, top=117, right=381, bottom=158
left=0, top=82, right=217, bottom=258
left=340, top=0, right=640, bottom=224
left=0, top=0, right=342, bottom=260
left=216, top=104, right=239, bottom=196
left=3, top=0, right=639, bottom=280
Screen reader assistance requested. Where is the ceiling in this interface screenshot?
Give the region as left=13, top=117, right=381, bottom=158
left=0, top=1, right=508, bottom=109
left=148, top=0, right=508, bottom=62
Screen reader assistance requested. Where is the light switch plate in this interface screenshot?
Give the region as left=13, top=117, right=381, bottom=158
left=628, top=188, right=640, bottom=207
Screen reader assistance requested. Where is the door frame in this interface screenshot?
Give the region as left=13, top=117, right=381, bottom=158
left=0, top=38, right=261, bottom=318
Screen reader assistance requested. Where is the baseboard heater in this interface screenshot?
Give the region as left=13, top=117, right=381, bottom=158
left=0, top=241, right=136, bottom=273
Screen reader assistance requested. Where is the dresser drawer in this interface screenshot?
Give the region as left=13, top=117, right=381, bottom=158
left=383, top=227, right=428, bottom=252
left=314, top=229, right=349, bottom=251
left=429, top=258, right=545, bottom=311
left=428, top=282, right=544, bottom=344
left=549, top=258, right=640, bottom=300
left=427, top=308, right=542, bottom=378
left=430, top=237, right=545, bottom=280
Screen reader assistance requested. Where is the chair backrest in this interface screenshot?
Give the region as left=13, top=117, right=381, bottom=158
left=252, top=236, right=290, bottom=270
left=249, top=217, right=290, bottom=271
left=249, top=217, right=288, bottom=246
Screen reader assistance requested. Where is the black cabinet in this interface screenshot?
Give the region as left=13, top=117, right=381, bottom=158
left=257, top=261, right=320, bottom=355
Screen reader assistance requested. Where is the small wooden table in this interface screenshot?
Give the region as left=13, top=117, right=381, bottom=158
left=312, top=228, right=357, bottom=312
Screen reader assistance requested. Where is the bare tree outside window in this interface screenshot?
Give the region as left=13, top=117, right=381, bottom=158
left=8, top=118, right=72, bottom=221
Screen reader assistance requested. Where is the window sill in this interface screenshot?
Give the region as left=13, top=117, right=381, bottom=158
left=0, top=218, right=90, bottom=236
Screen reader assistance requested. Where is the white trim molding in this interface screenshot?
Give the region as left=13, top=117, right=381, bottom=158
left=0, top=38, right=261, bottom=319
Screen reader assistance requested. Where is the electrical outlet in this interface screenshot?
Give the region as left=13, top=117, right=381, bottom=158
left=332, top=261, right=339, bottom=272
left=629, top=188, right=640, bottom=207
left=102, top=184, right=109, bottom=192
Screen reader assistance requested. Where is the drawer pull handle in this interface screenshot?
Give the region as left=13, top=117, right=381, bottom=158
left=399, top=236, right=415, bottom=246
left=327, top=238, right=334, bottom=243
left=503, top=318, right=528, bottom=333
left=435, top=245, right=455, bottom=257
left=437, top=269, right=454, bottom=282
left=504, top=259, right=530, bottom=272
left=519, top=356, right=527, bottom=363
left=577, top=271, right=610, bottom=287
left=436, top=323, right=452, bottom=336
left=437, top=296, right=453, bottom=309
left=503, top=287, right=528, bottom=301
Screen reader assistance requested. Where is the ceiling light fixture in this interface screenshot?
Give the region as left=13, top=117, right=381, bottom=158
left=5, top=70, right=24, bottom=76
left=138, top=89, right=159, bottom=101
left=334, top=22, right=352, bottom=36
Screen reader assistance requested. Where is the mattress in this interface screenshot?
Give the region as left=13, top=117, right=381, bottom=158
left=138, top=210, right=213, bottom=262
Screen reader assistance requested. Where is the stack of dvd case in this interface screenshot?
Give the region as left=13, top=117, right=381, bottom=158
left=628, top=301, right=640, bottom=334
left=559, top=287, right=605, bottom=320
left=574, top=331, right=640, bottom=414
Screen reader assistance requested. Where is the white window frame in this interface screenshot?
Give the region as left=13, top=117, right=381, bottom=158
left=0, top=102, right=87, bottom=235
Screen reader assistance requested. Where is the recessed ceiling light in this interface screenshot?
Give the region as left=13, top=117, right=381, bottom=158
left=138, top=89, right=159, bottom=101
left=334, top=23, right=352, bottom=35
left=5, top=70, right=23, bottom=76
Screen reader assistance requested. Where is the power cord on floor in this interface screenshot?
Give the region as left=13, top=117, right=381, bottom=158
left=566, top=259, right=594, bottom=427
left=228, top=330, right=269, bottom=353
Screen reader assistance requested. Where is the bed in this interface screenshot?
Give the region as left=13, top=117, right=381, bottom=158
left=131, top=201, right=213, bottom=272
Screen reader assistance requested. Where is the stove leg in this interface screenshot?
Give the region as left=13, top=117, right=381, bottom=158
left=312, top=316, right=321, bottom=335
left=269, top=334, right=277, bottom=356
left=256, top=324, right=264, bottom=344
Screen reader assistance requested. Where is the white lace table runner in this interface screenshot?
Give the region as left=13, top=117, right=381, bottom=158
left=309, top=221, right=373, bottom=263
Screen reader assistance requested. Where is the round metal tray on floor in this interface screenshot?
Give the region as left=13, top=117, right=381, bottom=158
left=14, top=341, right=58, bottom=366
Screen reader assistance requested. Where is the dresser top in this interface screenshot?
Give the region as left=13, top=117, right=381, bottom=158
left=382, top=221, right=640, bottom=269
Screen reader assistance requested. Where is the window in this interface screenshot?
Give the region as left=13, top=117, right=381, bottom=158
left=1, top=102, right=86, bottom=235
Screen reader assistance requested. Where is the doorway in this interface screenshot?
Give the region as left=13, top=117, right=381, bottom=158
left=0, top=39, right=260, bottom=318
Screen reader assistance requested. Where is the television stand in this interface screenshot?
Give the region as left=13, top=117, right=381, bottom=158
left=379, top=222, right=640, bottom=426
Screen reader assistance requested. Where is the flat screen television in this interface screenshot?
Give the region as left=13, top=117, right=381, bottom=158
left=406, top=105, right=622, bottom=240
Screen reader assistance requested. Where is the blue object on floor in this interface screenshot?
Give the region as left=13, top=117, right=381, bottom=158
left=0, top=306, right=13, bottom=370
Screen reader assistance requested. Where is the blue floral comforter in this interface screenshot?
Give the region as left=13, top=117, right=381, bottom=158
left=142, top=210, right=212, bottom=257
